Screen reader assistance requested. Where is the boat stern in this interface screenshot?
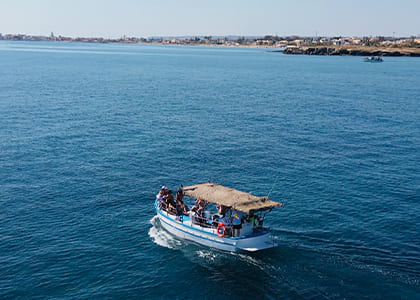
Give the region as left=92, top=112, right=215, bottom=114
left=235, top=232, right=277, bottom=252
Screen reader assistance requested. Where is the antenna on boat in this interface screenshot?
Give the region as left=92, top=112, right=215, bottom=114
left=267, top=175, right=278, bottom=199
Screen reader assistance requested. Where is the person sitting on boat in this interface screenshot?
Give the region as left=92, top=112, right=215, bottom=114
left=216, top=204, right=228, bottom=217
left=175, top=189, right=189, bottom=215
left=163, top=190, right=176, bottom=213
left=176, top=188, right=184, bottom=202
left=231, top=209, right=244, bottom=237
left=196, top=210, right=208, bottom=226
left=249, top=213, right=261, bottom=227
left=156, top=186, right=167, bottom=208
left=244, top=213, right=262, bottom=229
left=191, top=198, right=207, bottom=213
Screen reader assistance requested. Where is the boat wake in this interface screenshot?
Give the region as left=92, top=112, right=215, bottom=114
left=191, top=247, right=278, bottom=274
left=149, top=214, right=280, bottom=275
left=148, top=216, right=182, bottom=249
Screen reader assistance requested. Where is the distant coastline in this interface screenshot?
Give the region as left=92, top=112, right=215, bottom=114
left=1, top=33, right=419, bottom=56
left=283, top=45, right=420, bottom=57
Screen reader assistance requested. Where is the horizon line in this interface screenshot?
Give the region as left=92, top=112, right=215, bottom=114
left=1, top=32, right=420, bottom=39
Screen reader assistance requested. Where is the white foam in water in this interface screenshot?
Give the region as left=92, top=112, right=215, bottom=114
left=236, top=252, right=279, bottom=276
left=196, top=250, right=218, bottom=262
left=148, top=216, right=182, bottom=249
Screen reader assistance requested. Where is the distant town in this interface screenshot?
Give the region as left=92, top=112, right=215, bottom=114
left=1, top=32, right=420, bottom=49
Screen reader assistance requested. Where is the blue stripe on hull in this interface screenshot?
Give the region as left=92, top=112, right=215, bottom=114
left=155, top=200, right=273, bottom=251
left=159, top=214, right=237, bottom=250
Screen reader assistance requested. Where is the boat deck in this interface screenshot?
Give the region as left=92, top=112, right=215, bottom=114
left=154, top=183, right=280, bottom=251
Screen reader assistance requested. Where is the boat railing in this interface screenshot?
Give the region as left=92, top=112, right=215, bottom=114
left=191, top=211, right=229, bottom=227
left=158, top=199, right=270, bottom=237
left=191, top=211, right=270, bottom=237
left=158, top=200, right=179, bottom=216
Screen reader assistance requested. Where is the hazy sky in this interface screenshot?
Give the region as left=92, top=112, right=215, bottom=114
left=1, top=0, right=419, bottom=37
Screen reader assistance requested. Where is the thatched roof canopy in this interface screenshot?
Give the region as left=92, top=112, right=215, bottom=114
left=182, top=182, right=282, bottom=214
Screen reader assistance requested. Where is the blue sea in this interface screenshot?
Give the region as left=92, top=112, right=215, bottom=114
left=0, top=41, right=419, bottom=299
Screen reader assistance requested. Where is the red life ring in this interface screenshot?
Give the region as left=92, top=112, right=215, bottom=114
left=217, top=223, right=226, bottom=237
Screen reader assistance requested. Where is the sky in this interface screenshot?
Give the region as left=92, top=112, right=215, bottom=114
left=0, top=0, right=419, bottom=38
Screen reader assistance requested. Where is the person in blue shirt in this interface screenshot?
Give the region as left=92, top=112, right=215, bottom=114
left=231, top=209, right=243, bottom=237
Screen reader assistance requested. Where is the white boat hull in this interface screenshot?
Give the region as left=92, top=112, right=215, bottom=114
left=156, top=201, right=276, bottom=252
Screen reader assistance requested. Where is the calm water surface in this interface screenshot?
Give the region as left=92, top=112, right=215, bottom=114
left=0, top=41, right=419, bottom=299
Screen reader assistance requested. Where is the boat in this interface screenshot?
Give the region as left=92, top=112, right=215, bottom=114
left=155, top=182, right=282, bottom=252
left=364, top=56, right=383, bottom=62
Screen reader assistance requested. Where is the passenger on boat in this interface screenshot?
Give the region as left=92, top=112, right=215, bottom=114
left=163, top=190, right=176, bottom=213
left=192, top=210, right=209, bottom=226
left=156, top=186, right=167, bottom=208
left=216, top=204, right=228, bottom=217
left=191, top=198, right=207, bottom=213
left=248, top=213, right=261, bottom=227
left=175, top=189, right=189, bottom=215
left=157, top=186, right=167, bottom=198
left=214, top=215, right=231, bottom=231
left=176, top=188, right=184, bottom=202
left=232, top=210, right=244, bottom=237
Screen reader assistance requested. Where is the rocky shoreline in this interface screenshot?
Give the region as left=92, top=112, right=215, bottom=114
left=283, top=46, right=420, bottom=57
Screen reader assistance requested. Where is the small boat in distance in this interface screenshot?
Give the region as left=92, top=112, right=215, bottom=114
left=364, top=56, right=383, bottom=62
left=155, top=182, right=282, bottom=252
